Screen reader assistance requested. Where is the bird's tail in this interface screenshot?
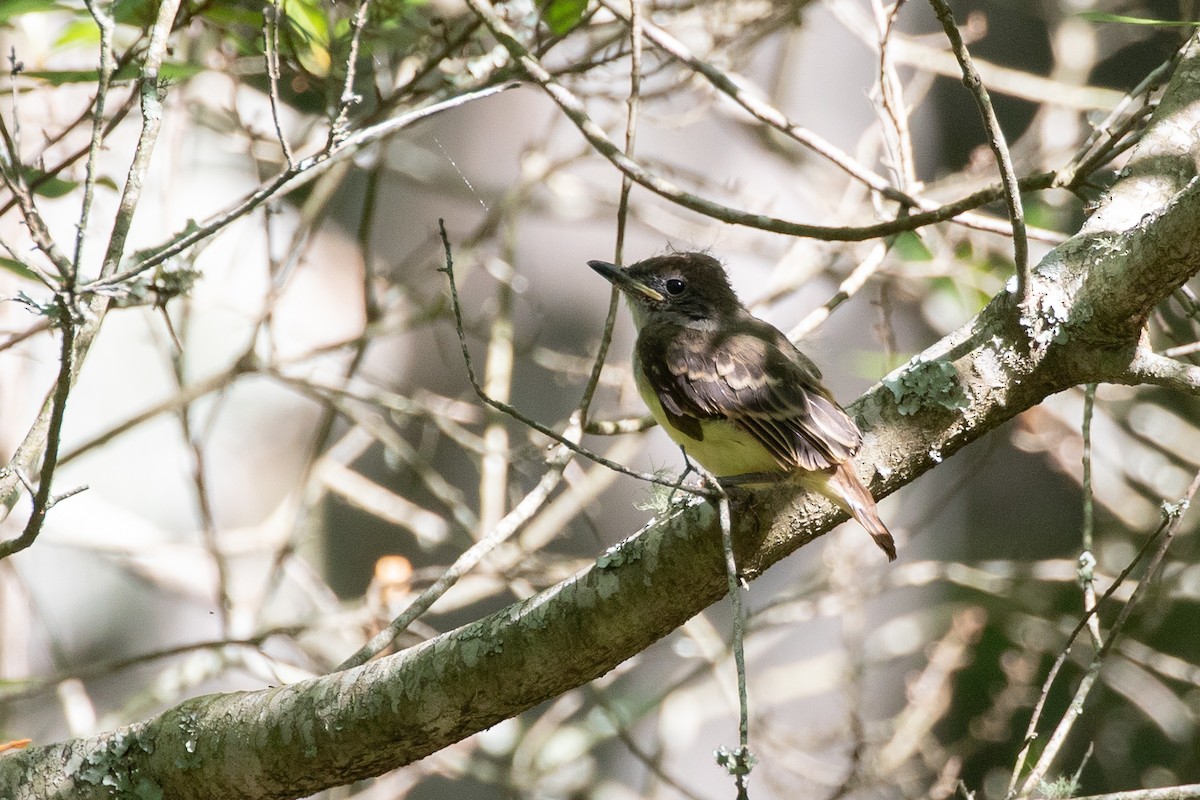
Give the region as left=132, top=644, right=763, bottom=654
left=814, top=463, right=897, bottom=561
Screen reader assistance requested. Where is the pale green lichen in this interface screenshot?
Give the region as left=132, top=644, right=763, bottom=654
left=596, top=543, right=631, bottom=570
left=594, top=570, right=621, bottom=600
left=1037, top=775, right=1081, bottom=799
left=459, top=635, right=503, bottom=667
left=883, top=359, right=968, bottom=416
left=636, top=472, right=689, bottom=515
left=77, top=728, right=164, bottom=798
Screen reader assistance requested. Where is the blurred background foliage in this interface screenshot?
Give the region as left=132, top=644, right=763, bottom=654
left=1, top=1, right=1199, bottom=798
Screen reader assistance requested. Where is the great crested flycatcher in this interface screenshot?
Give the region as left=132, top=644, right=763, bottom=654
left=590, top=252, right=896, bottom=561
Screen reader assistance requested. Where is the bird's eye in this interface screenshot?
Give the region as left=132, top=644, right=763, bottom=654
left=665, top=278, right=686, bottom=295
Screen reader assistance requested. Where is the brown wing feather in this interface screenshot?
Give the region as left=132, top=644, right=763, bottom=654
left=637, top=315, right=862, bottom=471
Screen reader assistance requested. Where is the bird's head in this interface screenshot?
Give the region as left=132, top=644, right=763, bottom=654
left=588, top=252, right=742, bottom=327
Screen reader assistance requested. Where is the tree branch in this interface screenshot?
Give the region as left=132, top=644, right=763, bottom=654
left=6, top=23, right=1200, bottom=800
left=462, top=0, right=1056, bottom=243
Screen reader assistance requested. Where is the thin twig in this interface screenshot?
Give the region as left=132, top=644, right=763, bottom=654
left=1056, top=55, right=1179, bottom=190
left=832, top=2, right=1125, bottom=112
left=0, top=88, right=137, bottom=220
left=578, top=0, right=644, bottom=475
left=329, top=0, right=372, bottom=146
left=334, top=222, right=709, bottom=671
left=1079, top=384, right=1102, bottom=648
left=599, top=0, right=1056, bottom=243
left=262, top=2, right=296, bottom=168
left=927, top=0, right=1028, bottom=300
left=74, top=1, right=116, bottom=279
left=436, top=221, right=711, bottom=495
left=0, top=111, right=74, bottom=277
left=85, top=82, right=519, bottom=292
left=715, top=489, right=755, bottom=798
left=0, top=626, right=305, bottom=702
left=464, top=0, right=1056, bottom=244
left=1007, top=507, right=1183, bottom=798
left=1012, top=468, right=1200, bottom=797
left=0, top=231, right=55, bottom=288
left=789, top=241, right=890, bottom=339
left=98, top=0, right=184, bottom=279
left=0, top=299, right=76, bottom=560
left=874, top=0, right=916, bottom=190
left=598, top=0, right=899, bottom=205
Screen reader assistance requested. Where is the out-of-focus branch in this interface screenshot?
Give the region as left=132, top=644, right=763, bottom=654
left=86, top=82, right=518, bottom=292
left=464, top=0, right=1057, bottom=243
left=1014, top=469, right=1200, bottom=797
left=74, top=0, right=116, bottom=276
left=0, top=118, right=74, bottom=278
left=831, top=0, right=1126, bottom=112
left=0, top=303, right=75, bottom=559
left=329, top=0, right=372, bottom=145
left=0, top=0, right=184, bottom=522
left=98, top=0, right=183, bottom=279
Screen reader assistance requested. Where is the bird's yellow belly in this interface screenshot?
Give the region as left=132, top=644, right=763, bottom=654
left=634, top=361, right=784, bottom=477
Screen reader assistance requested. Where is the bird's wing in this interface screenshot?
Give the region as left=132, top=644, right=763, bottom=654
left=638, top=317, right=862, bottom=471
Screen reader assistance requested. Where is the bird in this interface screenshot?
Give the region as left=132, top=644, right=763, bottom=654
left=589, top=251, right=896, bottom=561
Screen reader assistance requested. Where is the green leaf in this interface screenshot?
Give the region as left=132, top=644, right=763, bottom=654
left=21, top=69, right=104, bottom=85
left=892, top=230, right=932, bottom=261
left=281, top=0, right=332, bottom=76
left=54, top=19, right=103, bottom=49
left=0, top=0, right=70, bottom=26
left=541, top=0, right=587, bottom=35
left=1078, top=12, right=1200, bottom=27
left=22, top=168, right=77, bottom=198
left=196, top=3, right=263, bottom=27
left=112, top=0, right=159, bottom=28
left=23, top=61, right=205, bottom=85
left=0, top=256, right=39, bottom=282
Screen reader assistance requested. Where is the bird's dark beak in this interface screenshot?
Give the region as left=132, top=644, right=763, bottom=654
left=588, top=260, right=664, bottom=301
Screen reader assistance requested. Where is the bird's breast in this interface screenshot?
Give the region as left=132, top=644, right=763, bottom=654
left=632, top=353, right=784, bottom=477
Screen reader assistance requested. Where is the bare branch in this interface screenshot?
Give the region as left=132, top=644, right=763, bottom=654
left=329, top=0, right=372, bottom=146
left=262, top=2, right=296, bottom=169
left=99, top=0, right=183, bottom=279
left=464, top=0, right=1056, bottom=243
left=1015, top=469, right=1200, bottom=797
left=0, top=300, right=75, bottom=560
left=74, top=0, right=116, bottom=277
left=928, top=0, right=1029, bottom=300
left=1119, top=348, right=1200, bottom=395
left=86, top=82, right=518, bottom=292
